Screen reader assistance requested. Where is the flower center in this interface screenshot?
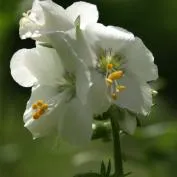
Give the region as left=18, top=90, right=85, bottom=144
left=19, top=10, right=42, bottom=39
left=31, top=72, right=76, bottom=120
left=97, top=49, right=126, bottom=100
left=32, top=100, right=48, bottom=120
left=20, top=10, right=33, bottom=28
left=58, top=72, right=76, bottom=101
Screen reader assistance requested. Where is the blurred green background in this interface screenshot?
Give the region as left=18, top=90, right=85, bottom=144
left=1, top=0, right=177, bottom=177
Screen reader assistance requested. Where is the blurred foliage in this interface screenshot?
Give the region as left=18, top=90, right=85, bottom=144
left=1, top=0, right=177, bottom=177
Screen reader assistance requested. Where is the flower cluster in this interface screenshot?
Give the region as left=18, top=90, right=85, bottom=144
left=10, top=0, right=158, bottom=145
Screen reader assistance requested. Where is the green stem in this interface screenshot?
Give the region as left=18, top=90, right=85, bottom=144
left=110, top=106, right=123, bottom=177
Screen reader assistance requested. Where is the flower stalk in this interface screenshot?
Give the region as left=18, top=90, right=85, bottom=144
left=109, top=105, right=123, bottom=177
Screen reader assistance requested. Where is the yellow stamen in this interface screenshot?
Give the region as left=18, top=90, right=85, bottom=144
left=32, top=100, right=49, bottom=120
left=107, top=63, right=113, bottom=70
left=33, top=112, right=41, bottom=120
left=111, top=93, right=117, bottom=100
left=32, top=104, right=38, bottom=110
left=116, top=85, right=126, bottom=92
left=106, top=78, right=113, bottom=85
left=41, top=104, right=48, bottom=110
left=38, top=109, right=45, bottom=116
left=108, top=71, right=123, bottom=80
left=37, top=100, right=44, bottom=107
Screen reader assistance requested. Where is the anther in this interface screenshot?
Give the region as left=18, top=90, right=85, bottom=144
left=37, top=100, right=44, bottom=107
left=38, top=109, right=45, bottom=116
left=108, top=71, right=123, bottom=80
left=32, top=104, right=38, bottom=110
left=32, top=100, right=49, bottom=120
left=106, top=78, right=113, bottom=85
left=111, top=93, right=117, bottom=100
left=107, top=63, right=113, bottom=70
left=41, top=104, right=48, bottom=110
left=33, top=112, right=40, bottom=120
left=116, top=85, right=126, bottom=92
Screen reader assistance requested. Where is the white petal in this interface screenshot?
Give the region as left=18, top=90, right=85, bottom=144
left=19, top=17, right=41, bottom=40
left=85, top=23, right=135, bottom=53
left=76, top=60, right=92, bottom=105
left=47, top=31, right=93, bottom=105
left=115, top=74, right=153, bottom=115
left=10, top=49, right=37, bottom=87
left=64, top=28, right=96, bottom=67
left=46, top=31, right=78, bottom=72
left=10, top=45, right=64, bottom=87
left=122, top=37, right=158, bottom=82
left=19, top=0, right=45, bottom=39
left=59, top=98, right=92, bottom=145
left=118, top=110, right=137, bottom=135
left=88, top=70, right=111, bottom=114
left=20, top=0, right=73, bottom=40
left=24, top=85, right=66, bottom=138
left=66, top=1, right=99, bottom=29
left=39, top=0, right=73, bottom=31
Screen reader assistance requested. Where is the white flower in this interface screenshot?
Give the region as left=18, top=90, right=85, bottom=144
left=47, top=23, right=158, bottom=116
left=84, top=24, right=158, bottom=115
left=19, top=0, right=98, bottom=40
left=45, top=29, right=111, bottom=115
left=10, top=44, right=93, bottom=145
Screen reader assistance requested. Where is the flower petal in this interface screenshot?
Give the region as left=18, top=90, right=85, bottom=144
left=59, top=98, right=92, bottom=145
left=85, top=23, right=135, bottom=53
left=46, top=31, right=78, bottom=73
left=39, top=0, right=73, bottom=31
left=46, top=31, right=93, bottom=105
left=20, top=0, right=73, bottom=40
left=76, top=60, right=92, bottom=105
left=88, top=70, right=111, bottom=114
left=10, top=45, right=64, bottom=87
left=122, top=37, right=158, bottom=82
left=118, top=110, right=137, bottom=135
left=24, top=85, right=67, bottom=138
left=63, top=28, right=96, bottom=68
left=115, top=74, right=153, bottom=115
left=19, top=0, right=44, bottom=39
left=66, top=1, right=99, bottom=29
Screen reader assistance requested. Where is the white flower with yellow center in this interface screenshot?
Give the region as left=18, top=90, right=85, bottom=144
left=47, top=23, right=158, bottom=116
left=84, top=24, right=158, bottom=115
left=19, top=0, right=98, bottom=40
left=10, top=44, right=93, bottom=145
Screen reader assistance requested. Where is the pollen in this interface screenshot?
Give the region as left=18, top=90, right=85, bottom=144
left=38, top=108, right=45, bottom=115
left=41, top=104, right=48, bottom=110
left=108, top=71, right=123, bottom=80
left=32, top=104, right=38, bottom=110
left=107, top=63, right=113, bottom=70
left=37, top=100, right=44, bottom=107
left=32, top=112, right=41, bottom=120
left=32, top=100, right=48, bottom=120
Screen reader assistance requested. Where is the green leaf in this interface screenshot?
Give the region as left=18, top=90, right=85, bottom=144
left=100, top=161, right=106, bottom=176
left=123, top=172, right=132, bottom=177
left=106, top=160, right=111, bottom=177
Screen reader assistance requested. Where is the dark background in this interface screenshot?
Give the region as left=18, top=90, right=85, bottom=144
left=0, top=0, right=177, bottom=177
